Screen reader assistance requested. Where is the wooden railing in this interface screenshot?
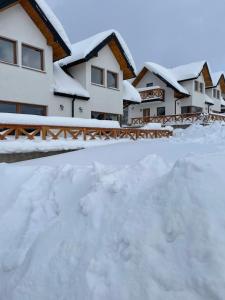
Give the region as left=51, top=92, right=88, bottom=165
left=131, top=113, right=225, bottom=126
left=0, top=124, right=173, bottom=141
left=139, top=88, right=165, bottom=102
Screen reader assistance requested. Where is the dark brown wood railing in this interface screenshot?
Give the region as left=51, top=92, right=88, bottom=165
left=139, top=88, right=165, bottom=102
left=0, top=124, right=173, bottom=141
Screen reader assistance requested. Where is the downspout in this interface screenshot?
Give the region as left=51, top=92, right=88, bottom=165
left=72, top=96, right=76, bottom=118
left=175, top=98, right=179, bottom=115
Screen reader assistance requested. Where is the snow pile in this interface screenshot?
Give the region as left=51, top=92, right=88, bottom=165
left=59, top=29, right=137, bottom=73
left=142, top=123, right=173, bottom=131
left=53, top=63, right=89, bottom=98
left=1, top=142, right=225, bottom=299
left=0, top=113, right=120, bottom=128
left=123, top=81, right=141, bottom=103
left=35, top=0, right=71, bottom=51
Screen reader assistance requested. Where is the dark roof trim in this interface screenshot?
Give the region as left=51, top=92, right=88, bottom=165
left=62, top=33, right=136, bottom=78
left=205, top=101, right=214, bottom=106
left=0, top=0, right=71, bottom=57
left=54, top=92, right=90, bottom=101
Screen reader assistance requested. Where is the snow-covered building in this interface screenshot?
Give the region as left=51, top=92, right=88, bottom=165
left=0, top=2, right=139, bottom=121
left=59, top=30, right=139, bottom=121
left=206, top=72, right=225, bottom=113
left=128, top=61, right=220, bottom=123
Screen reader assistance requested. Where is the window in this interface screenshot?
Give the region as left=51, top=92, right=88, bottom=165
left=157, top=107, right=165, bottom=116
left=200, top=82, right=204, bottom=94
left=107, top=71, right=118, bottom=89
left=0, top=101, right=46, bottom=115
left=143, top=108, right=150, bottom=118
left=22, top=44, right=44, bottom=71
left=0, top=37, right=17, bottom=64
left=181, top=106, right=203, bottom=114
left=91, top=111, right=119, bottom=121
left=217, top=90, right=221, bottom=99
left=0, top=101, right=17, bottom=113
left=213, top=89, right=217, bottom=98
left=20, top=104, right=46, bottom=116
left=91, top=66, right=104, bottom=85
left=146, top=83, right=154, bottom=87
left=194, top=81, right=199, bottom=92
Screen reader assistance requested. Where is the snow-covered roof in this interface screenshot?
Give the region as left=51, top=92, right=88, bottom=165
left=123, top=81, right=141, bottom=103
left=211, top=72, right=224, bottom=87
left=59, top=30, right=136, bottom=79
left=171, top=61, right=207, bottom=81
left=144, top=62, right=189, bottom=96
left=205, top=94, right=214, bottom=105
left=53, top=63, right=89, bottom=99
left=35, top=0, right=71, bottom=52
left=0, top=0, right=71, bottom=60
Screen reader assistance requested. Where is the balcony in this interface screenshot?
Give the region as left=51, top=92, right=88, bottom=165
left=138, top=87, right=165, bottom=102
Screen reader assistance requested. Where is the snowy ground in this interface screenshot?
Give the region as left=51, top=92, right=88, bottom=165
left=1, top=123, right=225, bottom=299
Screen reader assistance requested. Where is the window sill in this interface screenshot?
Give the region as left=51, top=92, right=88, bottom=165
left=91, top=82, right=105, bottom=88
left=0, top=60, right=19, bottom=67
left=107, top=86, right=120, bottom=91
left=22, top=66, right=46, bottom=74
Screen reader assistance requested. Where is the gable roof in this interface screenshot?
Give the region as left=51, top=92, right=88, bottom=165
left=53, top=63, right=89, bottom=100
left=171, top=61, right=213, bottom=87
left=123, top=81, right=141, bottom=103
left=59, top=30, right=136, bottom=80
left=133, top=62, right=189, bottom=97
left=0, top=0, right=71, bottom=61
left=211, top=72, right=225, bottom=93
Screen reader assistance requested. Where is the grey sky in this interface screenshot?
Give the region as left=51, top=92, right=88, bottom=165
left=47, top=0, right=225, bottom=72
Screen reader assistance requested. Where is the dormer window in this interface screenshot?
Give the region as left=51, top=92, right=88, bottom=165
left=22, top=44, right=44, bottom=71
left=0, top=37, right=17, bottom=65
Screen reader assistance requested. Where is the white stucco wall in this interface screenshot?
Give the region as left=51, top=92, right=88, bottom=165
left=0, top=4, right=71, bottom=117
left=68, top=45, right=124, bottom=119
left=206, top=86, right=221, bottom=113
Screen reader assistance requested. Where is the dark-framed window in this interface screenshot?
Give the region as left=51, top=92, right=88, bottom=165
left=157, top=107, right=165, bottom=116
left=0, top=100, right=47, bottom=116
left=194, top=81, right=199, bottom=92
left=181, top=106, right=203, bottom=114
left=146, top=82, right=154, bottom=87
left=213, top=89, right=217, bottom=98
left=91, top=66, right=104, bottom=86
left=107, top=71, right=118, bottom=89
left=22, top=44, right=44, bottom=71
left=0, top=36, right=17, bottom=65
left=91, top=111, right=119, bottom=121
left=199, top=82, right=204, bottom=94
left=217, top=90, right=221, bottom=99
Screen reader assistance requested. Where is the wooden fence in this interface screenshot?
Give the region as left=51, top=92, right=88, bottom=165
left=131, top=113, right=225, bottom=126
left=0, top=124, right=173, bottom=141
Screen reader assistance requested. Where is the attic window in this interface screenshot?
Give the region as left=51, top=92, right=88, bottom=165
left=200, top=82, right=204, bottom=94
left=217, top=90, right=221, bottom=99
left=22, top=44, right=44, bottom=71
left=91, top=66, right=104, bottom=86
left=194, top=81, right=199, bottom=92
left=0, top=37, right=17, bottom=65
left=146, top=83, right=154, bottom=87
left=107, top=71, right=118, bottom=89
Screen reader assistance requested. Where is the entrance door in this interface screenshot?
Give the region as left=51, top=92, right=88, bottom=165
left=143, top=108, right=150, bottom=118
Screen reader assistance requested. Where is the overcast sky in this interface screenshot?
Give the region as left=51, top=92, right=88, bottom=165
left=47, top=0, right=225, bottom=72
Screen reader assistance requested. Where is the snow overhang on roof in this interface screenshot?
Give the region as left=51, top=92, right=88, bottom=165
left=171, top=61, right=213, bottom=87
left=134, top=62, right=189, bottom=97
left=59, top=30, right=137, bottom=80
left=53, top=63, right=90, bottom=100
left=0, top=0, right=71, bottom=61
left=123, top=81, right=141, bottom=103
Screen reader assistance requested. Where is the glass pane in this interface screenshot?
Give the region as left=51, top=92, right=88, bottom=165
left=22, top=45, right=43, bottom=70
left=157, top=107, right=165, bottom=116
left=21, top=104, right=45, bottom=116
left=107, top=71, right=118, bottom=88
left=0, top=38, right=15, bottom=64
left=91, top=67, right=103, bottom=85
left=0, top=102, right=17, bottom=113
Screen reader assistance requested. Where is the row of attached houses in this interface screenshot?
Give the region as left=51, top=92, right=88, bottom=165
left=128, top=61, right=225, bottom=124
left=1, top=0, right=225, bottom=126
left=0, top=0, right=141, bottom=122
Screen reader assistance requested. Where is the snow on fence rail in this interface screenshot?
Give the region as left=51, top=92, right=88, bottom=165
left=0, top=124, right=173, bottom=141
left=131, top=113, right=225, bottom=126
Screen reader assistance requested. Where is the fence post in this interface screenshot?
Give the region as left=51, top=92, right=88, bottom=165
left=42, top=127, right=47, bottom=140
left=83, top=128, right=87, bottom=141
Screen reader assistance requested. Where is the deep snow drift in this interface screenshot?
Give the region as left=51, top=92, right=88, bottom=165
left=1, top=124, right=225, bottom=299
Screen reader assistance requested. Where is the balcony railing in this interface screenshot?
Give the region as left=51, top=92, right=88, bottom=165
left=139, top=87, right=165, bottom=102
